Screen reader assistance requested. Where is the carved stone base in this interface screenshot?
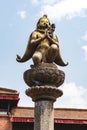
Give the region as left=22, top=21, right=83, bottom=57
left=26, top=85, right=63, bottom=102
left=24, top=63, right=65, bottom=87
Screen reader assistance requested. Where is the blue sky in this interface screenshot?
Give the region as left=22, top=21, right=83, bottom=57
left=0, top=0, right=87, bottom=108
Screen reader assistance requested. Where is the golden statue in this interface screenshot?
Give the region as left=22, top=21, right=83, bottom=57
left=16, top=15, right=68, bottom=66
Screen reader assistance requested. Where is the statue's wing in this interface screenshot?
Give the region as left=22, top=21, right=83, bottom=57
left=16, top=37, right=37, bottom=63
left=54, top=48, right=68, bottom=66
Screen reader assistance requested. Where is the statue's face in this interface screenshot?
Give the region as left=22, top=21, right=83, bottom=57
left=39, top=18, right=50, bottom=28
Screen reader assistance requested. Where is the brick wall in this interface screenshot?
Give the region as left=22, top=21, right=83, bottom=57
left=0, top=116, right=12, bottom=130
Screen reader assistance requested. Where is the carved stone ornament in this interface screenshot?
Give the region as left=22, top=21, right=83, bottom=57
left=26, top=86, right=63, bottom=102
left=24, top=63, right=65, bottom=87
left=24, top=63, right=65, bottom=101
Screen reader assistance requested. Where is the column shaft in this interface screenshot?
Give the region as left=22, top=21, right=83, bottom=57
left=34, top=100, right=54, bottom=130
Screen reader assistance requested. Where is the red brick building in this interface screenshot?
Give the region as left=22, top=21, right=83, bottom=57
left=0, top=87, right=87, bottom=130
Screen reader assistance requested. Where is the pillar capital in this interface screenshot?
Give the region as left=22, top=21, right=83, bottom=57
left=26, top=85, right=63, bottom=102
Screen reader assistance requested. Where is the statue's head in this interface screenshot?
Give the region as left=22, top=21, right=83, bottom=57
left=37, top=15, right=51, bottom=29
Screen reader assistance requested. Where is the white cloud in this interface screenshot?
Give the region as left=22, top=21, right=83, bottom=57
left=81, top=32, right=87, bottom=60
left=42, top=0, right=58, bottom=4
left=32, top=0, right=38, bottom=4
left=55, top=82, right=87, bottom=108
left=32, top=0, right=58, bottom=5
left=82, top=45, right=87, bottom=60
left=81, top=31, right=87, bottom=42
left=17, top=10, right=27, bottom=19
left=40, top=0, right=87, bottom=21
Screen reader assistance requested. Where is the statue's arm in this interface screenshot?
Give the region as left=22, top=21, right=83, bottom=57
left=30, top=31, right=46, bottom=45
left=47, top=34, right=59, bottom=47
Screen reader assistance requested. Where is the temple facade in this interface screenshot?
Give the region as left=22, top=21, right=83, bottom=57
left=0, top=87, right=87, bottom=130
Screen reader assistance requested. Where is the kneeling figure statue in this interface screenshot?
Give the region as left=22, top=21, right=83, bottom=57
left=16, top=15, right=68, bottom=67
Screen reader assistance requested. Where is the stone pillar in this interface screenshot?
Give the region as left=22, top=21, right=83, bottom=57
left=34, top=100, right=54, bottom=130
left=24, top=63, right=65, bottom=130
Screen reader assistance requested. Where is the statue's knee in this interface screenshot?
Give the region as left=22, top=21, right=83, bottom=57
left=51, top=44, right=58, bottom=51
left=32, top=51, right=42, bottom=64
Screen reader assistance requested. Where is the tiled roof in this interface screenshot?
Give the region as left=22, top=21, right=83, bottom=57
left=0, top=87, right=19, bottom=96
